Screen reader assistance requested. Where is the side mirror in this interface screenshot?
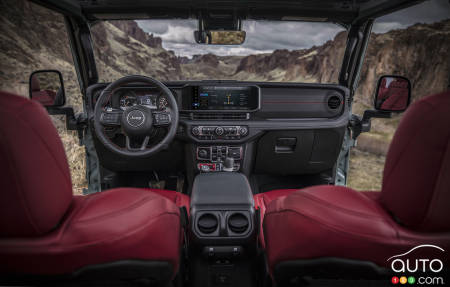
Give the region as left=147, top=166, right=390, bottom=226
left=194, top=30, right=246, bottom=45
left=29, top=70, right=65, bottom=107
left=350, top=75, right=412, bottom=140
left=374, top=75, right=411, bottom=112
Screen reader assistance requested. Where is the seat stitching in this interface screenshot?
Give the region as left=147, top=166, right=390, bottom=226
left=4, top=211, right=180, bottom=251
left=265, top=209, right=396, bottom=242
left=290, top=191, right=385, bottom=219
left=75, top=194, right=167, bottom=223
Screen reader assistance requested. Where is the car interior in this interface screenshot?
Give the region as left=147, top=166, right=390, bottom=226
left=0, top=0, right=449, bottom=286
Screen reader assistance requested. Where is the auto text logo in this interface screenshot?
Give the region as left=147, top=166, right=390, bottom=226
left=388, top=245, right=445, bottom=285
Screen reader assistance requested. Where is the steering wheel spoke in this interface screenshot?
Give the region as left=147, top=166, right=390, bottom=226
left=100, top=109, right=122, bottom=126
left=153, top=111, right=172, bottom=126
left=125, top=135, right=150, bottom=151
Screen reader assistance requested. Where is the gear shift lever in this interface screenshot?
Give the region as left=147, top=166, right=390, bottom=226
left=223, top=157, right=234, bottom=172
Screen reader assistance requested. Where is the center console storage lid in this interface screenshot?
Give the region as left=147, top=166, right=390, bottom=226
left=191, top=173, right=254, bottom=208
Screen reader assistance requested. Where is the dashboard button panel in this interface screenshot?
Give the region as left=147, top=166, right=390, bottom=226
left=191, top=125, right=249, bottom=140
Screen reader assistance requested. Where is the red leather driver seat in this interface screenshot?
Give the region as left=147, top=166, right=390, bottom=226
left=260, top=90, right=450, bottom=284
left=0, top=91, right=189, bottom=285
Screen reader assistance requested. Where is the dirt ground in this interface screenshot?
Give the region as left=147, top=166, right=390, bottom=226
left=347, top=148, right=386, bottom=191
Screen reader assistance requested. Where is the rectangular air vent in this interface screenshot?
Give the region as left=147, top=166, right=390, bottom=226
left=191, top=113, right=249, bottom=120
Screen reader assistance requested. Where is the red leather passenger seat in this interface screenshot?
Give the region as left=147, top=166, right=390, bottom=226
left=260, top=90, right=450, bottom=280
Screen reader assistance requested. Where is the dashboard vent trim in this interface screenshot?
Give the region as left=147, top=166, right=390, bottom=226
left=190, top=113, right=250, bottom=120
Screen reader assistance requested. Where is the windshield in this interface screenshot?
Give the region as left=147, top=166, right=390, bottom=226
left=90, top=20, right=347, bottom=83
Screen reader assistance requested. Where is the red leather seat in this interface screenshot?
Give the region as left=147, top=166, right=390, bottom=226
left=0, top=91, right=189, bottom=283
left=254, top=189, right=298, bottom=248
left=260, top=90, right=450, bottom=280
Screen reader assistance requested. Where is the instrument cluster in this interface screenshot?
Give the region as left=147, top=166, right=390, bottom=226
left=116, top=88, right=169, bottom=110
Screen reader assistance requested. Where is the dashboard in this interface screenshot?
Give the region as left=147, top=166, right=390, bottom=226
left=88, top=81, right=349, bottom=175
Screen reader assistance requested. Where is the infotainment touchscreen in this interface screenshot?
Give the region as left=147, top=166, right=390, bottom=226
left=191, top=86, right=258, bottom=110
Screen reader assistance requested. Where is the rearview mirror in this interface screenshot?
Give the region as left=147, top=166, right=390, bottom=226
left=374, top=75, right=411, bottom=112
left=29, top=70, right=65, bottom=107
left=194, top=30, right=246, bottom=45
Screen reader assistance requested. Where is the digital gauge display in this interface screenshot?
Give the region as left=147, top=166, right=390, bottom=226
left=116, top=88, right=169, bottom=110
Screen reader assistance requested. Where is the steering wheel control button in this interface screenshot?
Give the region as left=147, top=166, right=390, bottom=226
left=126, top=110, right=146, bottom=127
left=154, top=112, right=170, bottom=125
left=101, top=112, right=121, bottom=125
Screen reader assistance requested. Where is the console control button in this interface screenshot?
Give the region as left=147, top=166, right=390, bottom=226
left=238, top=127, right=248, bottom=136
left=192, top=127, right=200, bottom=136
left=228, top=147, right=242, bottom=159
left=197, top=147, right=211, bottom=160
left=215, top=127, right=224, bottom=135
left=197, top=163, right=220, bottom=172
left=190, top=126, right=249, bottom=140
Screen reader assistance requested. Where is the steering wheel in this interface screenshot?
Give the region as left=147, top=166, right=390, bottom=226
left=94, top=75, right=179, bottom=157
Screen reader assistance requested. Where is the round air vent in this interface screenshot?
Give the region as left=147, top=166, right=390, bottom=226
left=228, top=213, right=249, bottom=234
left=197, top=213, right=218, bottom=234
left=327, top=95, right=341, bottom=109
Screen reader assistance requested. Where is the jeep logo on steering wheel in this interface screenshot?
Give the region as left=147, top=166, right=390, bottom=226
left=126, top=110, right=145, bottom=127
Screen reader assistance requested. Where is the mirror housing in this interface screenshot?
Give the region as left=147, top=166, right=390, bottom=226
left=374, top=75, right=411, bottom=112
left=350, top=75, right=412, bottom=140
left=194, top=13, right=246, bottom=45
left=194, top=30, right=246, bottom=45
left=29, top=70, right=65, bottom=107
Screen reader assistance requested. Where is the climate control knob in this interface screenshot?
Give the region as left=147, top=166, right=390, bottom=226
left=215, top=127, right=224, bottom=136
left=192, top=126, right=200, bottom=136
left=238, top=127, right=248, bottom=136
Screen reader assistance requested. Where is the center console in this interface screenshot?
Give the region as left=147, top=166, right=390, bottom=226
left=189, top=172, right=257, bottom=286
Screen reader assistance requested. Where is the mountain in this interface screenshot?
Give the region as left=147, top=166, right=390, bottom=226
left=233, top=32, right=348, bottom=83
left=90, top=21, right=182, bottom=82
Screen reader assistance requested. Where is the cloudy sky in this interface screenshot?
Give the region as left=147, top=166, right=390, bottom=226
left=137, top=0, right=450, bottom=58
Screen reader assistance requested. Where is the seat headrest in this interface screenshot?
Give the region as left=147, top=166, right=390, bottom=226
left=0, top=91, right=73, bottom=237
left=380, top=90, right=450, bottom=232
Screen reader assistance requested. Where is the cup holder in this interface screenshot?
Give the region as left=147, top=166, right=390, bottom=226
left=228, top=213, right=249, bottom=234
left=197, top=213, right=218, bottom=234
